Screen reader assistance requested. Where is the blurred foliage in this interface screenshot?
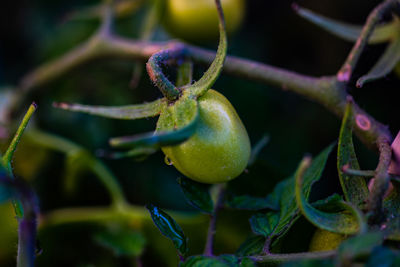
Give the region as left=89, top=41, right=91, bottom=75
left=1, top=0, right=400, bottom=266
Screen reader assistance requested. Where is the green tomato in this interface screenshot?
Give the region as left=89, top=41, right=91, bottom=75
left=157, top=89, right=251, bottom=184
left=309, top=228, right=347, bottom=252
left=163, top=0, right=245, bottom=42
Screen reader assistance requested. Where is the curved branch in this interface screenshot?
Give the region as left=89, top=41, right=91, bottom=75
left=12, top=30, right=392, bottom=149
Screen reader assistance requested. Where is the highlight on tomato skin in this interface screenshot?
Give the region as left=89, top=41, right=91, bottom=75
left=158, top=89, right=251, bottom=184
left=163, top=0, right=246, bottom=43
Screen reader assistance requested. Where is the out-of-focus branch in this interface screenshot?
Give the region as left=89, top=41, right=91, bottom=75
left=8, top=1, right=392, bottom=151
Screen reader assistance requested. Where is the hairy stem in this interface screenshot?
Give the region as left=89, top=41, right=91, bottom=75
left=204, top=183, right=226, bottom=256
left=368, top=136, right=392, bottom=223
left=337, top=0, right=399, bottom=82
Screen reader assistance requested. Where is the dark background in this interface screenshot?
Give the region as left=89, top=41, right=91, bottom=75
left=1, top=0, right=399, bottom=266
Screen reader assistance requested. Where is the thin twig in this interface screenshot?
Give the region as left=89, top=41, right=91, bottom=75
left=337, top=0, right=398, bottom=82
left=204, top=183, right=226, bottom=256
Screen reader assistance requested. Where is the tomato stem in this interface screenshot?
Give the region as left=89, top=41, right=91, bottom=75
left=203, top=183, right=226, bottom=256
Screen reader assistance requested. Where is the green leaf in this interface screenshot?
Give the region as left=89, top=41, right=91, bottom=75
left=94, top=227, right=146, bottom=257
left=357, top=35, right=400, bottom=87
left=249, top=212, right=279, bottom=237
left=1, top=103, right=37, bottom=219
left=282, top=259, right=334, bottom=267
left=270, top=144, right=335, bottom=244
left=111, top=97, right=198, bottom=149
left=383, top=179, right=400, bottom=240
left=295, top=157, right=362, bottom=235
left=55, top=98, right=165, bottom=120
left=225, top=194, right=279, bottom=211
left=366, top=246, right=400, bottom=267
left=63, top=149, right=92, bottom=194
left=187, top=0, right=227, bottom=97
left=240, top=257, right=256, bottom=267
left=337, top=100, right=368, bottom=206
left=105, top=147, right=157, bottom=159
left=295, top=6, right=397, bottom=44
left=177, top=177, right=213, bottom=214
left=146, top=204, right=188, bottom=256
left=337, top=232, right=383, bottom=262
left=235, top=235, right=265, bottom=257
left=65, top=0, right=142, bottom=21
left=181, top=255, right=241, bottom=267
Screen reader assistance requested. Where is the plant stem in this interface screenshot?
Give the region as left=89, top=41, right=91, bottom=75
left=2, top=103, right=37, bottom=176
left=8, top=7, right=392, bottom=150
left=38, top=204, right=203, bottom=229
left=204, top=183, right=226, bottom=256
left=337, top=0, right=399, bottom=82
left=249, top=250, right=336, bottom=264
left=17, top=218, right=37, bottom=267
left=24, top=130, right=126, bottom=206
left=146, top=45, right=186, bottom=101
left=368, top=136, right=392, bottom=223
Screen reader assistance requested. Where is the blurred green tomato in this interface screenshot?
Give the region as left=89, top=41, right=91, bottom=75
left=0, top=203, right=18, bottom=259
left=163, top=0, right=245, bottom=42
left=309, top=228, right=347, bottom=252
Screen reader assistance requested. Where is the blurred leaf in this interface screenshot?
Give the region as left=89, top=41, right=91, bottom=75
left=219, top=254, right=239, bottom=265
left=248, top=134, right=269, bottom=166
left=249, top=212, right=279, bottom=237
left=225, top=194, right=278, bottom=211
left=181, top=255, right=241, bottom=267
left=295, top=6, right=397, bottom=44
left=366, top=246, right=400, bottom=267
left=283, top=259, right=334, bottom=267
left=146, top=204, right=188, bottom=256
left=239, top=257, right=256, bottom=267
left=383, top=180, right=400, bottom=240
left=94, top=227, right=146, bottom=257
left=177, top=177, right=213, bottom=214
left=295, top=157, right=361, bottom=234
left=55, top=98, right=165, bottom=120
left=357, top=35, right=400, bottom=87
left=63, top=150, right=92, bottom=194
left=235, top=235, right=265, bottom=257
left=337, top=232, right=383, bottom=262
left=337, top=100, right=368, bottom=206
left=111, top=99, right=198, bottom=149
left=65, top=0, right=143, bottom=21
left=187, top=0, right=227, bottom=97
left=0, top=180, right=16, bottom=203
left=130, top=0, right=163, bottom=87
left=270, top=144, right=335, bottom=245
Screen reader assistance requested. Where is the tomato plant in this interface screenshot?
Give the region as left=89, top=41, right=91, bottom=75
left=2, top=0, right=400, bottom=266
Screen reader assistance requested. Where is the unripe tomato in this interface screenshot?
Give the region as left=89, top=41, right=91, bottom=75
left=309, top=228, right=347, bottom=252
left=158, top=89, right=251, bottom=184
left=163, top=0, right=245, bottom=42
